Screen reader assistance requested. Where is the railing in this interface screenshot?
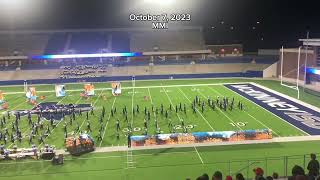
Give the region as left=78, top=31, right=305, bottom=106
left=0, top=152, right=318, bottom=179
left=199, top=153, right=319, bottom=179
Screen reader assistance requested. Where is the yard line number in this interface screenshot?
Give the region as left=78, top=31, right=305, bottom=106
left=229, top=122, right=248, bottom=127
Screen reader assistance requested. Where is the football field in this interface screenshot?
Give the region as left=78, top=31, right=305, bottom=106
left=0, top=78, right=320, bottom=180
left=0, top=78, right=313, bottom=149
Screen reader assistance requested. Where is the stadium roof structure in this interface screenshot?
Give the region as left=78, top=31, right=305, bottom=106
left=299, top=38, right=320, bottom=46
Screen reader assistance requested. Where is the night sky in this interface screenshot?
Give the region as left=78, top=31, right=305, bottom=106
left=0, top=0, right=319, bottom=51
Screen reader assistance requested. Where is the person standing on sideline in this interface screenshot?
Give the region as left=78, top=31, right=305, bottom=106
left=307, top=153, right=320, bottom=178
left=127, top=132, right=132, bottom=148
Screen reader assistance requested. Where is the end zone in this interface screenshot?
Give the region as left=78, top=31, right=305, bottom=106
left=225, top=83, right=320, bottom=135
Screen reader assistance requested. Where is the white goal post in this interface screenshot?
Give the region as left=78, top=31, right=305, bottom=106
left=24, top=80, right=28, bottom=93
left=280, top=46, right=302, bottom=99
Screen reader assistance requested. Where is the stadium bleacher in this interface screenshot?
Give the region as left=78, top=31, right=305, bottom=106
left=44, top=33, right=68, bottom=54
left=69, top=32, right=108, bottom=53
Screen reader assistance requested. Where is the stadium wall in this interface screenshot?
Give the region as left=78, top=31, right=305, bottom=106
left=0, top=71, right=263, bottom=86
left=263, top=62, right=278, bottom=78
left=0, top=63, right=269, bottom=81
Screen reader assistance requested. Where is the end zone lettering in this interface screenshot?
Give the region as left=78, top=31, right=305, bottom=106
left=225, top=84, right=320, bottom=135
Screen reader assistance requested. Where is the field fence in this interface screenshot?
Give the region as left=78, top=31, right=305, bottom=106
left=0, top=152, right=319, bottom=179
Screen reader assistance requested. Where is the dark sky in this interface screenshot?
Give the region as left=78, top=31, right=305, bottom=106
left=0, top=0, right=319, bottom=51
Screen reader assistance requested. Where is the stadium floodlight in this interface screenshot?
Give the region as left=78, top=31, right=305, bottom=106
left=32, top=52, right=142, bottom=60
left=306, top=68, right=320, bottom=75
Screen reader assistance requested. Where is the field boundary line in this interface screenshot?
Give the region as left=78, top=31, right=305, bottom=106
left=49, top=135, right=320, bottom=154
left=2, top=82, right=253, bottom=95
left=0, top=77, right=259, bottom=88
left=212, top=86, right=281, bottom=137
left=227, top=83, right=310, bottom=136
left=251, top=82, right=320, bottom=113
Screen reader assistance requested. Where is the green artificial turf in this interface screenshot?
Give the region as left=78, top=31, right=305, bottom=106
left=0, top=78, right=319, bottom=180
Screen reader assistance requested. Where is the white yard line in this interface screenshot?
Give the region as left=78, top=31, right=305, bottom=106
left=6, top=93, right=58, bottom=148
left=161, top=86, right=204, bottom=164
left=38, top=96, right=75, bottom=147
left=147, top=88, right=154, bottom=105
left=177, top=87, right=215, bottom=131
left=199, top=87, right=243, bottom=130
left=10, top=92, right=55, bottom=112
left=78, top=89, right=105, bottom=130
left=131, top=84, right=135, bottom=128
left=193, top=146, right=204, bottom=164
left=161, top=86, right=182, bottom=121
left=245, top=113, right=281, bottom=137
left=147, top=88, right=157, bottom=119
left=99, top=97, right=117, bottom=147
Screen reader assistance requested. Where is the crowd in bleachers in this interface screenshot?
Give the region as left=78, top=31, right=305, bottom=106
left=0, top=55, right=278, bottom=72
left=60, top=64, right=107, bottom=79
left=190, top=154, right=319, bottom=180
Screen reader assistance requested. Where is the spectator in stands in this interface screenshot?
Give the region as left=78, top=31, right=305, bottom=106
left=235, top=173, right=245, bottom=180
left=307, top=154, right=320, bottom=179
left=212, top=171, right=222, bottom=180
left=272, top=172, right=279, bottom=179
left=289, top=165, right=306, bottom=180
left=202, top=173, right=209, bottom=180
left=253, top=167, right=264, bottom=180
left=266, top=176, right=273, bottom=180
left=295, top=175, right=308, bottom=180
left=197, top=174, right=209, bottom=180
left=226, top=175, right=232, bottom=180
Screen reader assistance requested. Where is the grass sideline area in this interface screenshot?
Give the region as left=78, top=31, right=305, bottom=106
left=0, top=141, right=319, bottom=180
left=0, top=78, right=319, bottom=180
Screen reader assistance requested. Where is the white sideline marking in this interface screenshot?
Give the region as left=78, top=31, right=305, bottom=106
left=177, top=88, right=215, bottom=131
left=45, top=134, right=320, bottom=155
left=0, top=150, right=199, bottom=165
left=251, top=82, right=320, bottom=115
left=99, top=97, right=117, bottom=147
left=2, top=82, right=252, bottom=95
left=249, top=83, right=311, bottom=136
